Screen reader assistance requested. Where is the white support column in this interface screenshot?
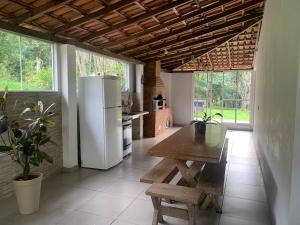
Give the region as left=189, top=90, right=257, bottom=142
left=60, top=44, right=78, bottom=170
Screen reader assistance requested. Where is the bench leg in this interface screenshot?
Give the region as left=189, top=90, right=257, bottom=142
left=201, top=194, right=212, bottom=209
left=212, top=195, right=222, bottom=214
left=151, top=197, right=163, bottom=225
left=187, top=204, right=196, bottom=225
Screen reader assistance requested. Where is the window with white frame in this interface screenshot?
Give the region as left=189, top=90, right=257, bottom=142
left=194, top=71, right=253, bottom=124
left=0, top=30, right=54, bottom=91
left=76, top=50, right=129, bottom=91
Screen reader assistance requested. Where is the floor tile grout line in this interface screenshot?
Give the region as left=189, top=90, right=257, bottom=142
left=218, top=137, right=235, bottom=225
left=223, top=193, right=267, bottom=204
left=109, top=190, right=145, bottom=225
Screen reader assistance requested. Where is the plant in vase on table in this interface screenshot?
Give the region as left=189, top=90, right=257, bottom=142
left=0, top=87, right=56, bottom=214
left=195, top=112, right=223, bottom=135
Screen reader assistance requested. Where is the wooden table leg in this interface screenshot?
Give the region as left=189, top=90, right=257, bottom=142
left=174, top=160, right=197, bottom=187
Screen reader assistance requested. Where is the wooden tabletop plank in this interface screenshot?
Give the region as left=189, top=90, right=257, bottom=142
left=148, top=124, right=227, bottom=163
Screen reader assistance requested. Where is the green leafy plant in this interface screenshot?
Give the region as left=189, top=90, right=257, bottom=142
left=0, top=87, right=55, bottom=180
left=201, top=112, right=223, bottom=124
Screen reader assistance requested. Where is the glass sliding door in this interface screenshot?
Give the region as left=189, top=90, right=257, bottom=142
left=194, top=72, right=208, bottom=118
left=194, top=71, right=253, bottom=127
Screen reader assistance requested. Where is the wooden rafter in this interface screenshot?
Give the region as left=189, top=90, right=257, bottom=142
left=98, top=0, right=233, bottom=49
left=0, top=0, right=265, bottom=72
left=168, top=20, right=261, bottom=71
left=52, top=0, right=134, bottom=34
left=161, top=34, right=237, bottom=66
left=119, top=0, right=263, bottom=53
left=14, top=0, right=73, bottom=25
left=124, top=12, right=263, bottom=57
left=6, top=0, right=32, bottom=10
left=227, top=42, right=232, bottom=68
left=144, top=31, right=239, bottom=61
left=134, top=16, right=262, bottom=62
left=207, top=53, right=214, bottom=69
left=80, top=0, right=193, bottom=42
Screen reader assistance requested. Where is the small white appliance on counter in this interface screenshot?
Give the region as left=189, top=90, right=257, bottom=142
left=79, top=76, right=123, bottom=170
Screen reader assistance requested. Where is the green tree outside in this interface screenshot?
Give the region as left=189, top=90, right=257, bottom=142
left=0, top=30, right=53, bottom=90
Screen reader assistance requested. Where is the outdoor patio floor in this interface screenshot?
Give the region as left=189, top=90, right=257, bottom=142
left=0, top=128, right=271, bottom=225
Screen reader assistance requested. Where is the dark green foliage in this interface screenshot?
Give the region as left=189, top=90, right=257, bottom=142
left=0, top=88, right=56, bottom=180
left=0, top=31, right=53, bottom=90
left=201, top=112, right=223, bottom=124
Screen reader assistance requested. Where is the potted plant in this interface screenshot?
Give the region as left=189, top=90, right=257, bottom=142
left=195, top=112, right=223, bottom=135
left=0, top=87, right=56, bottom=214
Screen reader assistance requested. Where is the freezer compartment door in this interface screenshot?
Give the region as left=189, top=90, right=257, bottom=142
left=104, top=107, right=123, bottom=168
left=103, top=77, right=121, bottom=108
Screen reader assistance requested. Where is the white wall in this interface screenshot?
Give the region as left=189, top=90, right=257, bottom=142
left=161, top=71, right=172, bottom=107
left=161, top=72, right=194, bottom=125
left=253, top=0, right=300, bottom=224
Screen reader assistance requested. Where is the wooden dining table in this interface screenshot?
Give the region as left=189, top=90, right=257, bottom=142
left=148, top=123, right=228, bottom=187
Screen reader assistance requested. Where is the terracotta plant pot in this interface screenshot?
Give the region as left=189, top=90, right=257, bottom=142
left=13, top=173, right=43, bottom=214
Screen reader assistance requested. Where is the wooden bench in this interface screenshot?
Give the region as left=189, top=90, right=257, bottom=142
left=140, top=158, right=178, bottom=184
left=146, top=183, right=203, bottom=225
left=197, top=138, right=229, bottom=213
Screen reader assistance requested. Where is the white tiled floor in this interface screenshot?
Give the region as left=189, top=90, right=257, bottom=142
left=0, top=128, right=271, bottom=225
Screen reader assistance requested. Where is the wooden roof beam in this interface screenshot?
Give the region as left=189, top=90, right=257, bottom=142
left=125, top=12, right=263, bottom=57
left=169, top=20, right=261, bottom=70
left=52, top=0, right=134, bottom=34
left=80, top=0, right=193, bottom=42
left=135, top=16, right=261, bottom=60
left=207, top=53, right=214, bottom=69
left=94, top=0, right=234, bottom=49
left=119, top=0, right=263, bottom=53
left=160, top=34, right=237, bottom=65
left=6, top=0, right=32, bottom=10
left=141, top=32, right=237, bottom=60
left=14, top=0, right=73, bottom=25
left=227, top=42, right=232, bottom=69
left=144, top=32, right=238, bottom=61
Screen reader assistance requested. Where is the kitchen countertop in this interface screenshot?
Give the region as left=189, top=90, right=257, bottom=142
left=122, top=111, right=149, bottom=120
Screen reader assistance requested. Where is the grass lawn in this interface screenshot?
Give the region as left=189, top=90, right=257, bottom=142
left=195, top=108, right=250, bottom=122
left=0, top=79, right=50, bottom=90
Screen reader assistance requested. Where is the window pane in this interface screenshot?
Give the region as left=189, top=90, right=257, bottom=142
left=211, top=102, right=222, bottom=123
left=211, top=72, right=223, bottom=106
left=20, top=37, right=53, bottom=90
left=0, top=32, right=21, bottom=90
left=237, top=71, right=251, bottom=100
left=0, top=31, right=53, bottom=91
left=210, top=72, right=222, bottom=119
left=76, top=50, right=129, bottom=91
left=236, top=100, right=251, bottom=123
left=223, top=100, right=236, bottom=123
left=194, top=99, right=208, bottom=119
left=194, top=72, right=208, bottom=119
left=76, top=51, right=92, bottom=77
left=224, top=71, right=237, bottom=99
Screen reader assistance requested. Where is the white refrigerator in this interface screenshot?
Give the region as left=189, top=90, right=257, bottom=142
left=79, top=76, right=123, bottom=170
